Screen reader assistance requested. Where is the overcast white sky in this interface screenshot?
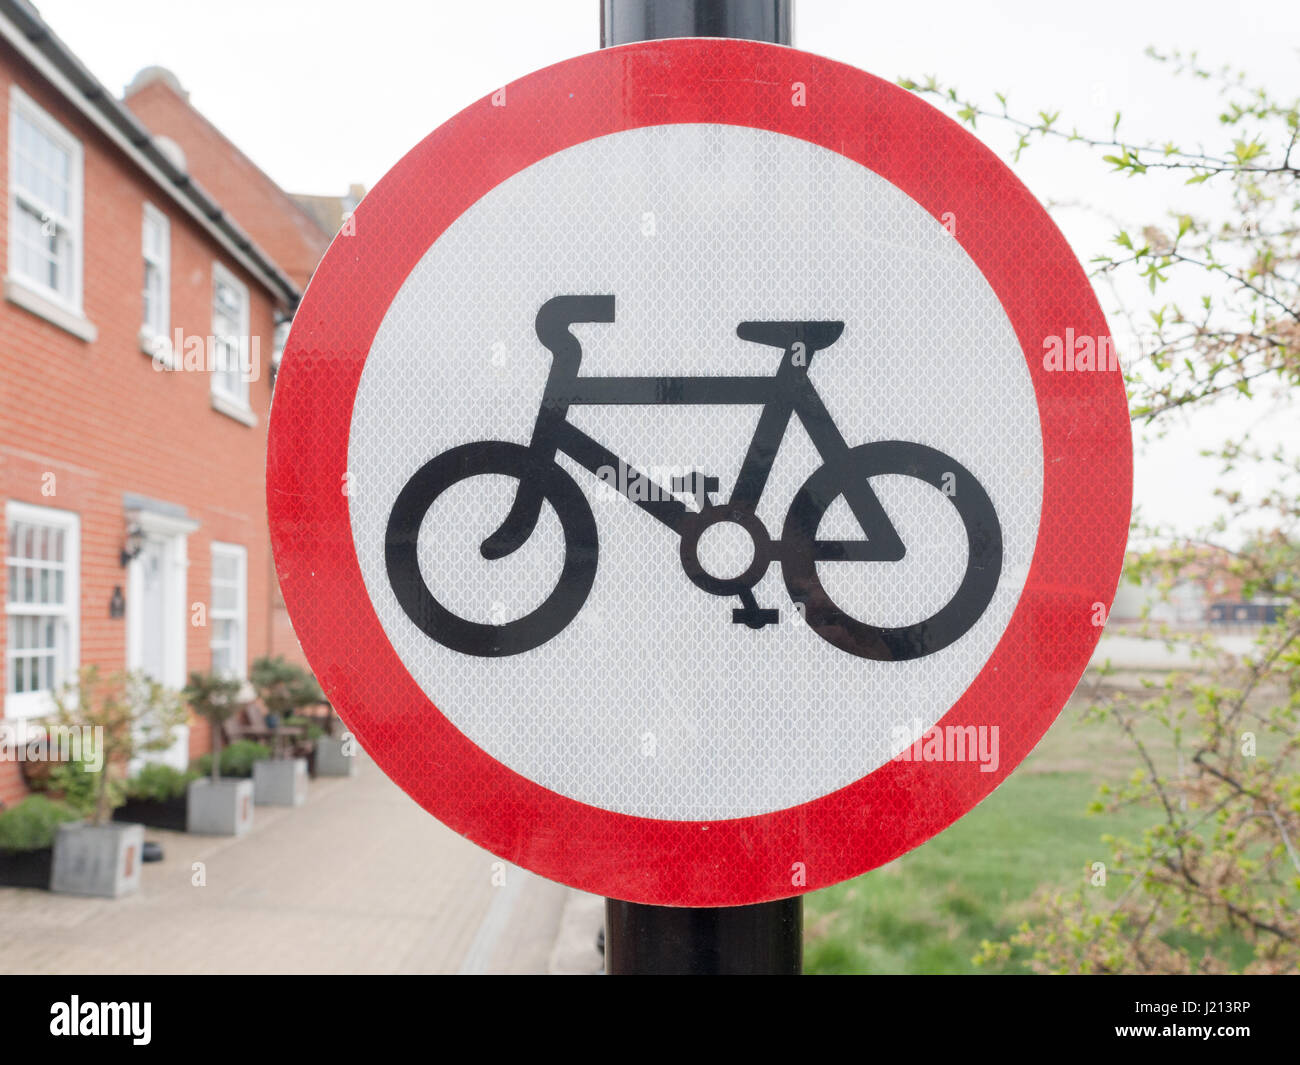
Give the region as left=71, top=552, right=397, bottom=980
left=29, top=0, right=1300, bottom=540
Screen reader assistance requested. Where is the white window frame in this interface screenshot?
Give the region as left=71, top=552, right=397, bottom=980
left=6, top=85, right=85, bottom=318
left=211, top=261, right=253, bottom=421
left=141, top=202, right=171, bottom=353
left=209, top=542, right=247, bottom=679
left=4, top=501, right=80, bottom=720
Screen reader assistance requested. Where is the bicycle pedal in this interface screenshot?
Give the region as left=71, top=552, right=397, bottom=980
left=731, top=605, right=780, bottom=630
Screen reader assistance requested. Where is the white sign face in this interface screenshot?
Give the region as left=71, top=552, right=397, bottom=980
left=272, top=39, right=1130, bottom=906
left=347, top=122, right=1042, bottom=820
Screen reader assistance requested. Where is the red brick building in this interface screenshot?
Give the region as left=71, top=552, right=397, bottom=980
left=118, top=65, right=361, bottom=667
left=122, top=66, right=335, bottom=292
left=0, top=1, right=339, bottom=803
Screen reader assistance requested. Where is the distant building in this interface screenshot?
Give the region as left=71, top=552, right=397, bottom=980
left=1110, top=577, right=1207, bottom=626
left=292, top=185, right=365, bottom=241
left=1207, top=601, right=1281, bottom=625
left=0, top=1, right=349, bottom=802
left=1108, top=544, right=1287, bottom=628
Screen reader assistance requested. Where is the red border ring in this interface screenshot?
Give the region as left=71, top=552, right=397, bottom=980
left=267, top=39, right=1132, bottom=906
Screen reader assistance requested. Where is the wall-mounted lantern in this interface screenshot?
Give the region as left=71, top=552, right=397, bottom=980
left=120, top=522, right=145, bottom=567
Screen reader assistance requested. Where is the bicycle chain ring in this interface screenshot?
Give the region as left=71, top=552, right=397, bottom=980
left=677, top=502, right=774, bottom=598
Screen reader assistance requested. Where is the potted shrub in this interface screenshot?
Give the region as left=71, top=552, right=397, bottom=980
left=113, top=764, right=196, bottom=833
left=250, top=656, right=322, bottom=725
left=254, top=657, right=353, bottom=779
left=44, top=754, right=99, bottom=816
left=313, top=727, right=357, bottom=778
left=194, top=739, right=271, bottom=779
left=183, top=671, right=255, bottom=835
left=48, top=667, right=186, bottom=897
left=0, top=796, right=81, bottom=889
left=249, top=657, right=323, bottom=800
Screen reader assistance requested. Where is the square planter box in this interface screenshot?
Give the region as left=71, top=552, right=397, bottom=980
left=0, top=847, right=54, bottom=889
left=113, top=795, right=188, bottom=833
left=253, top=757, right=308, bottom=807
left=187, top=778, right=254, bottom=836
left=314, top=736, right=357, bottom=778
left=50, top=822, right=143, bottom=898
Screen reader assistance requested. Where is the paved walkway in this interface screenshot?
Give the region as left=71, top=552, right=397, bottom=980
left=0, top=754, right=586, bottom=974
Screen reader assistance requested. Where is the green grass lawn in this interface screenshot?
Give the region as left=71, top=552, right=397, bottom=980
left=803, top=698, right=1155, bottom=974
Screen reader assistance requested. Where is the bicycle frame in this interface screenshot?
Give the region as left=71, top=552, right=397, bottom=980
left=388, top=294, right=1002, bottom=659
left=484, top=295, right=904, bottom=563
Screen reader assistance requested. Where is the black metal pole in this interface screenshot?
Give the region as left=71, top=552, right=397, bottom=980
left=599, top=0, right=801, bottom=976
left=605, top=895, right=802, bottom=975
left=600, top=0, right=792, bottom=46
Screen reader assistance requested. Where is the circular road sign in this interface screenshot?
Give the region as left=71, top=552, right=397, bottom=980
left=267, top=38, right=1132, bottom=906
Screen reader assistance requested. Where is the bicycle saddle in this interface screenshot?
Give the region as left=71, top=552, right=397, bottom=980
left=736, top=321, right=844, bottom=351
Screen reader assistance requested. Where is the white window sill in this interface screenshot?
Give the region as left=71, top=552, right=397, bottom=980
left=140, top=328, right=177, bottom=369
left=4, top=276, right=97, bottom=343
left=211, top=391, right=257, bottom=427
left=3, top=690, right=57, bottom=723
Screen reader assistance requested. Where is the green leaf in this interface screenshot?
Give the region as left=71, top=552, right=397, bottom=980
left=1231, top=138, right=1265, bottom=164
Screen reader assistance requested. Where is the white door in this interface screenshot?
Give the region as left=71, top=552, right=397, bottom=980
left=137, top=537, right=168, bottom=680
left=127, top=520, right=193, bottom=771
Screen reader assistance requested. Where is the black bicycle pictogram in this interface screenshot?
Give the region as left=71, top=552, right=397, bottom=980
left=385, top=295, right=1003, bottom=660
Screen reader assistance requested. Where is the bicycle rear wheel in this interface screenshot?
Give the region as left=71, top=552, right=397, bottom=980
left=385, top=441, right=598, bottom=657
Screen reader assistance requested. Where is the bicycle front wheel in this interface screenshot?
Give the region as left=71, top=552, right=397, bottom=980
left=780, top=440, right=1003, bottom=661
